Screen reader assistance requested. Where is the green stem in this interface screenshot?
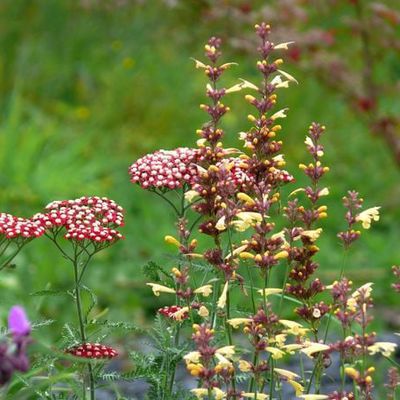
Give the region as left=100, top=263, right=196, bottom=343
left=73, top=256, right=95, bottom=400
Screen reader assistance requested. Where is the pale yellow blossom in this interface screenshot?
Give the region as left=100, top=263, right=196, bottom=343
left=288, top=379, right=304, bottom=396
left=301, top=343, right=330, bottom=358
left=171, top=306, right=190, bottom=321
left=274, top=41, right=295, bottom=50
left=227, top=318, right=252, bottom=328
left=198, top=306, right=209, bottom=318
left=368, top=342, right=397, bottom=357
left=238, top=359, right=252, bottom=372
left=183, top=351, right=201, bottom=364
left=216, top=216, right=227, bottom=231
left=257, top=288, right=283, bottom=297
left=194, top=284, right=213, bottom=297
left=274, top=368, right=300, bottom=380
left=355, top=207, right=380, bottom=229
left=216, top=345, right=235, bottom=357
left=237, top=192, right=256, bottom=205
left=301, top=228, right=323, bottom=242
left=146, top=283, right=175, bottom=296
left=217, top=281, right=229, bottom=309
left=298, top=395, right=328, bottom=400
left=241, top=392, right=269, bottom=399
left=265, top=347, right=285, bottom=359
left=270, top=108, right=289, bottom=120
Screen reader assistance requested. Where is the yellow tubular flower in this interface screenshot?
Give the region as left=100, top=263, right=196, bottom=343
left=274, top=250, right=289, bottom=260
left=301, top=228, right=322, bottom=242
left=288, top=379, right=304, bottom=396
left=198, top=306, right=209, bottom=318
left=241, top=392, right=269, bottom=400
left=281, top=344, right=304, bottom=354
left=368, top=342, right=398, bottom=357
left=301, top=343, right=330, bottom=358
left=172, top=306, right=190, bottom=321
left=146, top=283, right=175, bottom=296
left=227, top=318, right=252, bottom=329
left=187, top=363, right=204, bottom=377
left=217, top=281, right=229, bottom=309
left=238, top=360, right=252, bottom=372
left=265, top=347, right=285, bottom=359
left=164, top=235, right=181, bottom=247
left=257, top=288, right=283, bottom=297
left=237, top=192, right=256, bottom=205
left=213, top=388, right=226, bottom=400
left=298, top=395, right=329, bottom=400
left=239, top=252, right=255, bottom=260
left=274, top=368, right=300, bottom=380
left=183, top=351, right=201, bottom=364
left=216, top=345, right=235, bottom=357
left=215, top=216, right=227, bottom=231
left=194, top=284, right=213, bottom=297
left=344, top=367, right=360, bottom=380
left=355, top=206, right=380, bottom=229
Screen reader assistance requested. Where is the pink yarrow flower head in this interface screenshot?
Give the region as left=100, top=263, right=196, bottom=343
left=66, top=343, right=118, bottom=359
left=33, top=196, right=124, bottom=243
left=129, top=147, right=199, bottom=190
left=0, top=213, right=45, bottom=240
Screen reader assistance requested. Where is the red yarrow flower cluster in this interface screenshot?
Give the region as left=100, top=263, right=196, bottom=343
left=66, top=343, right=118, bottom=359
left=33, top=196, right=124, bottom=243
left=0, top=213, right=45, bottom=239
left=129, top=148, right=199, bottom=190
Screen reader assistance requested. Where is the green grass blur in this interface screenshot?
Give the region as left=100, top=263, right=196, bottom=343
left=0, top=0, right=399, bottom=344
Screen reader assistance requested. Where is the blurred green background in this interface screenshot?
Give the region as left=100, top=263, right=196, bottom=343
left=0, top=0, right=399, bottom=343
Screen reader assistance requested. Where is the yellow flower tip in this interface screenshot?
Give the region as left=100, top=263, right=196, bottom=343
left=344, top=367, right=360, bottom=380
left=318, top=212, right=328, bottom=219
left=239, top=251, right=255, bottom=259
left=274, top=58, right=284, bottom=65
left=245, top=94, right=256, bottom=103
left=187, top=363, right=204, bottom=377
left=237, top=192, right=256, bottom=205
left=367, top=366, right=375, bottom=374
left=323, top=166, right=330, bottom=173
left=247, top=114, right=257, bottom=122
left=171, top=267, right=181, bottom=277
left=164, top=235, right=181, bottom=247
left=274, top=250, right=289, bottom=260
left=298, top=395, right=329, bottom=400
left=365, top=376, right=373, bottom=384
left=299, top=163, right=307, bottom=170
left=254, top=254, right=262, bottom=262
left=199, top=104, right=207, bottom=110
left=318, top=205, right=328, bottom=212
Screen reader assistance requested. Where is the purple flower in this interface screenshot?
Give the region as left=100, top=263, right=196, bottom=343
left=8, top=306, right=31, bottom=336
